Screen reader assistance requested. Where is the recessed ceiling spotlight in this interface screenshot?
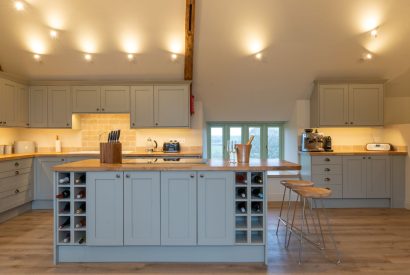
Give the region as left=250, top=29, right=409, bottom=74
left=50, top=30, right=58, bottom=39
left=255, top=52, right=263, bottom=60
left=84, top=54, right=92, bottom=62
left=171, top=53, right=178, bottom=62
left=362, top=52, right=373, bottom=61
left=33, top=54, right=41, bottom=62
left=370, top=28, right=378, bottom=38
left=14, top=1, right=25, bottom=11
left=127, top=53, right=135, bottom=61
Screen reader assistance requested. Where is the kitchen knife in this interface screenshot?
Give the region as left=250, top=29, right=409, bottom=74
left=114, top=130, right=118, bottom=142
left=117, top=130, right=121, bottom=142
left=107, top=132, right=111, bottom=143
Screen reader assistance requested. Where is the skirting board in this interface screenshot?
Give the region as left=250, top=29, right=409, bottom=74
left=56, top=245, right=266, bottom=264
left=0, top=202, right=31, bottom=223
left=406, top=201, right=410, bottom=210
left=32, top=200, right=53, bottom=209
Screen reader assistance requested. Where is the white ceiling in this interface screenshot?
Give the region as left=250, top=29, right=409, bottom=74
left=1, top=0, right=410, bottom=120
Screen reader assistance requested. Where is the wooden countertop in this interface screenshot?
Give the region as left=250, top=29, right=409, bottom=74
left=0, top=150, right=202, bottom=162
left=52, top=158, right=301, bottom=172
left=299, top=150, right=407, bottom=156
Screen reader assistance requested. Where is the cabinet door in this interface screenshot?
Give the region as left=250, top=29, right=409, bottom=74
left=342, top=156, right=367, bottom=198
left=366, top=156, right=391, bottom=198
left=87, top=172, right=124, bottom=246
left=47, top=86, right=71, bottom=128
left=161, top=171, right=197, bottom=245
left=319, top=84, right=349, bottom=126
left=35, top=158, right=65, bottom=200
left=130, top=86, right=154, bottom=128
left=349, top=84, right=384, bottom=126
left=72, top=86, right=101, bottom=113
left=198, top=172, right=234, bottom=245
left=101, top=86, right=130, bottom=113
left=29, top=86, right=48, bottom=128
left=14, top=84, right=29, bottom=127
left=0, top=79, right=17, bottom=127
left=124, top=172, right=160, bottom=245
left=154, top=85, right=190, bottom=127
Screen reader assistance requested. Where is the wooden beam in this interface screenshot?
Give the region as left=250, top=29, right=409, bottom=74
left=184, top=0, right=195, bottom=80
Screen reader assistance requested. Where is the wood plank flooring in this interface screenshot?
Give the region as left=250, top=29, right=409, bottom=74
left=1, top=208, right=410, bottom=274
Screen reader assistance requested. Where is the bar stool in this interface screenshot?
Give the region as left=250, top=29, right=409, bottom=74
left=275, top=180, right=314, bottom=246
left=289, top=186, right=341, bottom=265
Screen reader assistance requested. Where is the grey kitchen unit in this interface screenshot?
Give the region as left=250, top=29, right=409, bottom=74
left=0, top=78, right=29, bottom=128
left=52, top=160, right=274, bottom=264
left=310, top=80, right=384, bottom=127
left=300, top=153, right=406, bottom=208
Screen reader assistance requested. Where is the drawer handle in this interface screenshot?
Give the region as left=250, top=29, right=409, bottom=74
left=125, top=174, right=130, bottom=178
left=199, top=174, right=204, bottom=178
left=15, top=189, right=20, bottom=194
left=324, top=168, right=330, bottom=172
left=324, top=158, right=330, bottom=162
left=324, top=178, right=330, bottom=182
left=15, top=162, right=20, bottom=167
left=190, top=174, right=195, bottom=178
left=116, top=174, right=121, bottom=179
left=15, top=170, right=20, bottom=175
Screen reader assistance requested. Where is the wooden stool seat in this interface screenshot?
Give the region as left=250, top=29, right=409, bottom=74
left=293, top=187, right=332, bottom=199
left=280, top=180, right=314, bottom=188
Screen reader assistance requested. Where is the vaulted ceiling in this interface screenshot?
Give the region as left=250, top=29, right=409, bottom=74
left=1, top=0, right=409, bottom=120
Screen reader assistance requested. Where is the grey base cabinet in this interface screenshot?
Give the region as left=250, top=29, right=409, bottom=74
left=198, top=172, right=234, bottom=245
left=87, top=172, right=124, bottom=246
left=161, top=172, right=197, bottom=245
left=124, top=172, right=160, bottom=245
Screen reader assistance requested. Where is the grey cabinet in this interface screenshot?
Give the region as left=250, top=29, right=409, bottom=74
left=29, top=86, right=48, bottom=128
left=161, top=171, right=197, bottom=245
left=47, top=86, right=72, bottom=128
left=0, top=79, right=28, bottom=127
left=197, top=172, right=234, bottom=245
left=311, top=82, right=384, bottom=127
left=29, top=86, right=72, bottom=128
left=130, top=84, right=190, bottom=128
left=72, top=86, right=129, bottom=113
left=342, top=156, right=367, bottom=198
left=35, top=157, right=65, bottom=201
left=87, top=172, right=124, bottom=246
left=124, top=171, right=160, bottom=245
left=14, top=84, right=29, bottom=127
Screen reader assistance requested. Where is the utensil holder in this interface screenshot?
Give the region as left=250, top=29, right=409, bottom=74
left=236, top=144, right=252, bottom=163
left=100, top=143, right=122, bottom=164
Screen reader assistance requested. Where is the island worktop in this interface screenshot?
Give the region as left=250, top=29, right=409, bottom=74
left=52, top=158, right=301, bottom=172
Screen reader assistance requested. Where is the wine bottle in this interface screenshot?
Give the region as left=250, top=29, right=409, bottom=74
left=76, top=190, right=86, bottom=199
left=237, top=202, right=246, bottom=213
left=56, top=189, right=70, bottom=199
left=252, top=188, right=264, bottom=199
left=252, top=202, right=262, bottom=213
left=252, top=175, right=263, bottom=184
left=75, top=219, right=86, bottom=228
left=59, top=218, right=70, bottom=229
left=75, top=174, right=86, bottom=184
left=237, top=188, right=247, bottom=198
left=76, top=203, right=86, bottom=214
left=63, top=233, right=70, bottom=243
left=236, top=174, right=247, bottom=184
left=60, top=202, right=70, bottom=213
left=78, top=236, right=86, bottom=244
left=59, top=177, right=70, bottom=184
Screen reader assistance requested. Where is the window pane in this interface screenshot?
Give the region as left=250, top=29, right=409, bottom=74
left=268, top=127, right=280, bottom=158
left=210, top=127, right=223, bottom=159
left=248, top=127, right=261, bottom=159
left=229, top=127, right=242, bottom=145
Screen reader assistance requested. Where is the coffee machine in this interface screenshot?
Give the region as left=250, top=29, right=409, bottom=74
left=301, top=129, right=325, bottom=152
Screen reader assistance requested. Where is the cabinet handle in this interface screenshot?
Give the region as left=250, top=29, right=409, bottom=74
left=324, top=168, right=330, bottom=172
left=61, top=159, right=65, bottom=161
left=15, top=170, right=20, bottom=175
left=324, top=178, right=330, bottom=182
left=102, top=108, right=105, bottom=112
left=116, top=174, right=121, bottom=178
left=345, top=122, right=348, bottom=124
left=15, top=189, right=20, bottom=194
left=200, top=174, right=204, bottom=178
left=368, top=157, right=371, bottom=159
left=66, top=123, right=70, bottom=126
left=350, top=122, right=353, bottom=124
left=324, top=158, right=330, bottom=162
left=3, top=121, right=6, bottom=125
left=14, top=162, right=19, bottom=167
left=26, top=123, right=30, bottom=126
left=125, top=174, right=130, bottom=178
left=132, top=123, right=135, bottom=126
left=190, top=174, right=195, bottom=178
left=155, top=122, right=158, bottom=126
left=96, top=108, right=100, bottom=111
left=363, top=157, right=366, bottom=159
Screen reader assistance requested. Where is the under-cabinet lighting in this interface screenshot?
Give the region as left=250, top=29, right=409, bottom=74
left=362, top=53, right=373, bottom=61
left=14, top=1, right=24, bottom=11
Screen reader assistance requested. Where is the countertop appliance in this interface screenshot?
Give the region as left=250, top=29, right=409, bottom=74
left=366, top=143, right=392, bottom=151
left=14, top=141, right=36, bottom=154
left=323, top=136, right=333, bottom=152
left=163, top=141, right=181, bottom=153
left=301, top=129, right=324, bottom=152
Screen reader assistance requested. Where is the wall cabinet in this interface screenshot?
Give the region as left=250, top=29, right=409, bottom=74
left=124, top=172, right=160, bottom=245
left=130, top=84, right=190, bottom=128
left=87, top=172, right=124, bottom=246
left=29, top=86, right=72, bottom=128
left=72, top=86, right=130, bottom=113
left=161, top=171, right=197, bottom=245
left=197, top=172, right=234, bottom=245
left=0, top=79, right=29, bottom=128
left=311, top=82, right=384, bottom=127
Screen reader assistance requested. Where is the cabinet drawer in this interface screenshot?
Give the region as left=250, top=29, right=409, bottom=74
left=312, top=165, right=342, bottom=175
left=312, top=156, right=342, bottom=165
left=0, top=189, right=33, bottom=213
left=311, top=175, right=342, bottom=186
left=312, top=184, right=342, bottom=199
left=0, top=173, right=31, bottom=193
left=0, top=167, right=32, bottom=180
left=0, top=158, right=33, bottom=173
left=0, top=182, right=32, bottom=200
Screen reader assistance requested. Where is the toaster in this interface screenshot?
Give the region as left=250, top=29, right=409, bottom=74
left=163, top=141, right=181, bottom=153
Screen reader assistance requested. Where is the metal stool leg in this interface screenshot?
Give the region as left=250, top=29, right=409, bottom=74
left=284, top=186, right=292, bottom=246
left=298, top=197, right=306, bottom=265
left=276, top=185, right=288, bottom=235
left=286, top=194, right=299, bottom=249
left=320, top=200, right=342, bottom=264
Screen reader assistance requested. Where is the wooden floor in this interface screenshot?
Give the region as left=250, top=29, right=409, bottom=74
left=1, top=208, right=410, bottom=274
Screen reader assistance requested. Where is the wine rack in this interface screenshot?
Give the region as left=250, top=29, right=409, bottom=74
left=55, top=172, right=87, bottom=246
left=234, top=171, right=266, bottom=245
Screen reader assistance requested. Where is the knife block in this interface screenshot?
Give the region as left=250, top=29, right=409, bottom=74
left=100, top=143, right=122, bottom=164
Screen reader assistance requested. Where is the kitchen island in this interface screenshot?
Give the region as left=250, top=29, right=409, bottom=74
left=52, top=158, right=300, bottom=264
